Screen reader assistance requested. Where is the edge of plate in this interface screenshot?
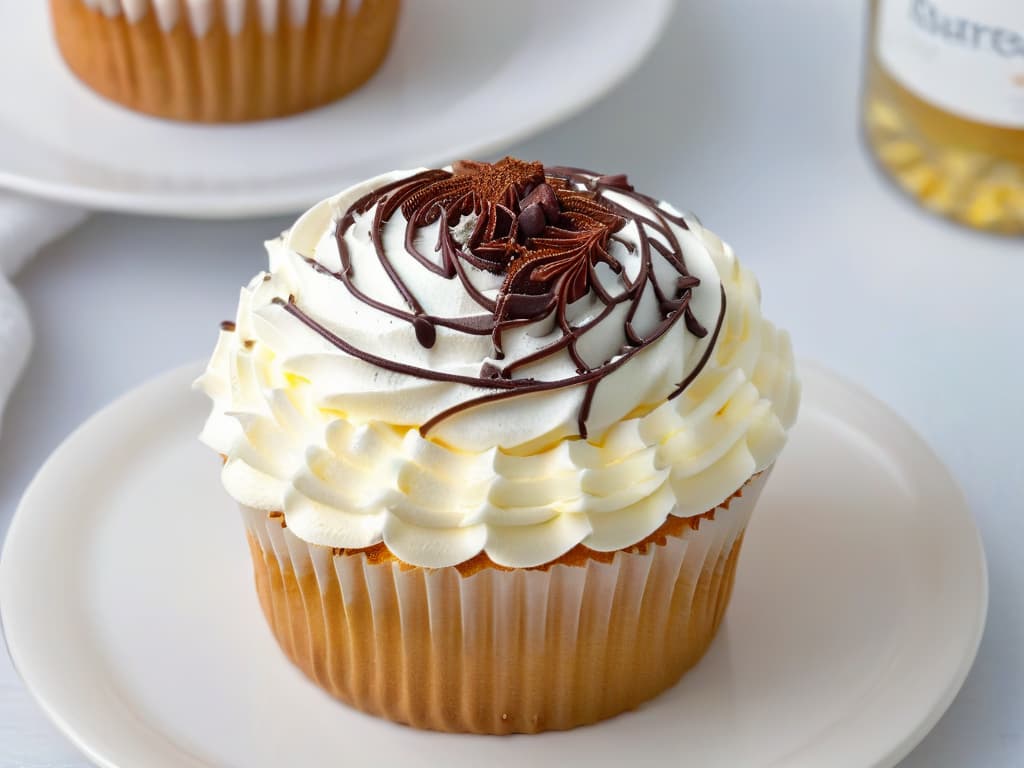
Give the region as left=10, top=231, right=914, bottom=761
left=796, top=361, right=989, bottom=768
left=0, top=361, right=207, bottom=768
left=0, top=0, right=676, bottom=219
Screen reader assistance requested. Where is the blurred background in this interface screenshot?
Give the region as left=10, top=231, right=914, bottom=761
left=0, top=1, right=1020, bottom=766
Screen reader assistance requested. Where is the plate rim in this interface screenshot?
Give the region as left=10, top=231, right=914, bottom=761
left=785, top=362, right=989, bottom=768
left=0, top=0, right=675, bottom=219
left=0, top=359, right=989, bottom=768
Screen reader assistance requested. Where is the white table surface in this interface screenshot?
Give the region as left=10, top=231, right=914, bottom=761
left=1, top=2, right=1020, bottom=766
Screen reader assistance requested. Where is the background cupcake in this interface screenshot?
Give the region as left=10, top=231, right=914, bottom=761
left=49, top=0, right=400, bottom=122
left=197, top=158, right=800, bottom=733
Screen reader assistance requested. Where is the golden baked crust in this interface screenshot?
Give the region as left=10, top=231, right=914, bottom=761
left=242, top=469, right=761, bottom=732
left=249, top=519, right=746, bottom=733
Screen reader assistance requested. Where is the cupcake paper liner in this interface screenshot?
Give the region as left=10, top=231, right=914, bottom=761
left=241, top=470, right=769, bottom=734
left=49, top=0, right=400, bottom=122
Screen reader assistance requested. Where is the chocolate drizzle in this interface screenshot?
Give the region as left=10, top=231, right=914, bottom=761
left=279, top=158, right=726, bottom=439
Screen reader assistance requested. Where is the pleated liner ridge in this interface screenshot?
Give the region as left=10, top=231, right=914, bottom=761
left=242, top=470, right=769, bottom=734
left=49, top=0, right=400, bottom=122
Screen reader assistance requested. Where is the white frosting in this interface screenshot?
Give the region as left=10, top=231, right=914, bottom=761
left=78, top=0, right=346, bottom=35
left=197, top=169, right=800, bottom=568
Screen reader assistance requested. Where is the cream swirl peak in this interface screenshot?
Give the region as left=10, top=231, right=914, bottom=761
left=197, top=161, right=799, bottom=567
left=273, top=158, right=725, bottom=445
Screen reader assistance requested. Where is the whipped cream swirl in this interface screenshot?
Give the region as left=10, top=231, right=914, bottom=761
left=197, top=163, right=799, bottom=568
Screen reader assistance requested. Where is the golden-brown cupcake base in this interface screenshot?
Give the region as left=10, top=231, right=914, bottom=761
left=242, top=472, right=767, bottom=734
left=49, top=0, right=400, bottom=123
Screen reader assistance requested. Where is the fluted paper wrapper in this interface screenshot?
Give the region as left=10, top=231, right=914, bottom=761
left=242, top=471, right=768, bottom=734
left=49, top=0, right=399, bottom=122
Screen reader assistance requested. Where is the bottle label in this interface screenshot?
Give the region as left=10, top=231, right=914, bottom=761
left=876, top=0, right=1024, bottom=129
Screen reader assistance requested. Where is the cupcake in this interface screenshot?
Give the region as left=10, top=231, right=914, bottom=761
left=196, top=158, right=799, bottom=733
left=49, top=0, right=400, bottom=122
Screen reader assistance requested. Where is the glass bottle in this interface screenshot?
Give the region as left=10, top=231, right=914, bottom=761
left=863, top=0, right=1024, bottom=234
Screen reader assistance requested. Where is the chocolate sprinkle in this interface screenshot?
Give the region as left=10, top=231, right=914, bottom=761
left=412, top=315, right=437, bottom=348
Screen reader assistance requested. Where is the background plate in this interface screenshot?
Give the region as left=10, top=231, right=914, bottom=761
left=0, top=0, right=673, bottom=218
left=0, top=362, right=987, bottom=768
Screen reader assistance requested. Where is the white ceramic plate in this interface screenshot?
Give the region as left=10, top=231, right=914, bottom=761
left=0, top=0, right=673, bottom=219
left=0, top=362, right=987, bottom=768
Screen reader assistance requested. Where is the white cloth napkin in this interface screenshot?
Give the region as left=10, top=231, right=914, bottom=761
left=0, top=194, right=87, bottom=435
